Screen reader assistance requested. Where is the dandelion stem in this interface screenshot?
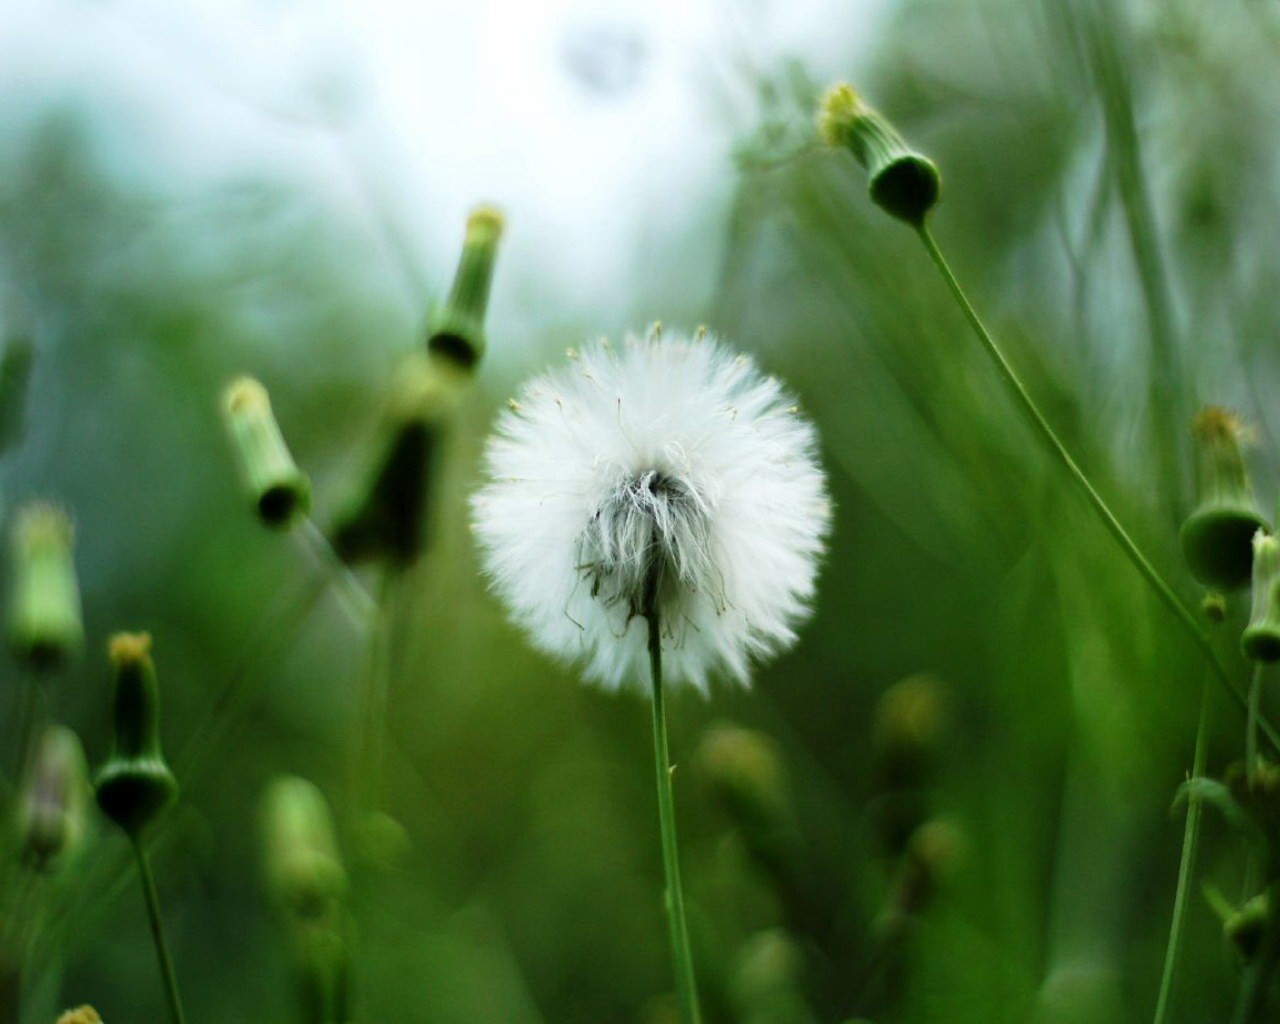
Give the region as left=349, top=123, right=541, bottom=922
left=296, top=517, right=376, bottom=626
left=916, top=225, right=1278, bottom=749
left=1152, top=674, right=1213, bottom=1024
left=353, top=569, right=395, bottom=817
left=646, top=601, right=701, bottom=1024
left=13, top=672, right=39, bottom=779
left=132, top=838, right=187, bottom=1024
left=1248, top=663, right=1265, bottom=777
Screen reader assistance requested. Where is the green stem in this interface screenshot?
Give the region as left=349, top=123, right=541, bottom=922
left=1152, top=675, right=1213, bottom=1024
left=353, top=569, right=395, bottom=818
left=14, top=672, right=40, bottom=781
left=296, top=518, right=376, bottom=626
left=916, top=225, right=1278, bottom=750
left=133, top=840, right=187, bottom=1024
left=646, top=606, right=701, bottom=1024
left=1249, top=663, right=1265, bottom=777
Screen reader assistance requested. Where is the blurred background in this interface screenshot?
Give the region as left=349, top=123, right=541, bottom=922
left=2, top=0, right=1278, bottom=1020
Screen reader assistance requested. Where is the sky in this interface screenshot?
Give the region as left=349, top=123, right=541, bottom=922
left=0, top=0, right=887, bottom=360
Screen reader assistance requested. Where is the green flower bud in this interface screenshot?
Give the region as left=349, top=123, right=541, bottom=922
left=1226, top=893, right=1269, bottom=962
left=17, top=725, right=88, bottom=873
left=94, top=633, right=178, bottom=838
left=55, top=1008, right=103, bottom=1024
left=262, top=776, right=346, bottom=920
left=426, top=205, right=505, bottom=370
left=332, top=352, right=467, bottom=566
left=7, top=502, right=83, bottom=672
left=221, top=377, right=311, bottom=528
left=1203, top=590, right=1228, bottom=624
left=1243, top=532, right=1280, bottom=662
left=818, top=83, right=940, bottom=227
left=728, top=931, right=816, bottom=1024
left=1180, top=408, right=1268, bottom=589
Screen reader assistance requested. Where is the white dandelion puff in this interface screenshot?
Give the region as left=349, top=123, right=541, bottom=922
left=471, top=329, right=832, bottom=693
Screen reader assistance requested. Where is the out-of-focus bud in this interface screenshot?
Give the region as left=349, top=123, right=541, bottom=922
left=1225, top=893, right=1268, bottom=962
left=332, top=352, right=467, bottom=566
left=698, top=722, right=794, bottom=863
left=818, top=84, right=940, bottom=227
left=221, top=377, right=311, bottom=529
left=728, top=930, right=817, bottom=1024
left=262, top=776, right=346, bottom=920
left=93, top=634, right=178, bottom=839
left=0, top=338, right=33, bottom=458
left=1203, top=590, right=1228, bottom=624
left=7, top=503, right=82, bottom=672
left=1243, top=532, right=1280, bottom=662
left=17, top=725, right=87, bottom=873
left=876, top=818, right=965, bottom=942
left=426, top=205, right=505, bottom=370
left=1180, top=409, right=1267, bottom=589
left=871, top=674, right=948, bottom=854
left=55, top=1008, right=103, bottom=1024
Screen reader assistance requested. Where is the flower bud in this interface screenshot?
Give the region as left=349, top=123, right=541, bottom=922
left=332, top=352, right=466, bottom=566
left=426, top=205, right=505, bottom=370
left=1226, top=893, right=1269, bottom=962
left=1243, top=532, right=1280, bottom=662
left=221, top=377, right=311, bottom=528
left=698, top=722, right=793, bottom=846
left=1180, top=409, right=1267, bottom=589
left=55, top=1009, right=103, bottom=1024
left=7, top=503, right=82, bottom=672
left=17, top=725, right=87, bottom=873
left=728, top=931, right=816, bottom=1024
left=262, top=776, right=346, bottom=920
left=1203, top=590, right=1228, bottom=624
left=818, top=84, right=940, bottom=227
left=94, top=633, right=178, bottom=838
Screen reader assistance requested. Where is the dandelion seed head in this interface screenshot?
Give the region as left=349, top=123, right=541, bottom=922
left=471, top=330, right=831, bottom=692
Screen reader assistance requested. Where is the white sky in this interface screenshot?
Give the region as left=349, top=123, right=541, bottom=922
left=0, top=0, right=887, bottom=360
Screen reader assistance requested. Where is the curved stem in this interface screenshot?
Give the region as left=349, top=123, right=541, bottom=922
left=916, top=225, right=1278, bottom=750
left=1152, top=675, right=1213, bottom=1024
left=646, top=606, right=701, bottom=1024
left=133, top=840, right=187, bottom=1024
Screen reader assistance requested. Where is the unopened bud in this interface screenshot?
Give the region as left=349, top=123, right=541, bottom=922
left=221, top=377, right=311, bottom=528
left=1243, top=532, right=1280, bottom=662
left=55, top=1009, right=103, bottom=1024
left=426, top=205, right=505, bottom=370
left=7, top=503, right=82, bottom=672
left=94, top=633, right=178, bottom=838
left=263, top=776, right=346, bottom=919
left=18, top=725, right=87, bottom=873
left=1203, top=590, right=1228, bottom=624
left=1180, top=409, right=1267, bottom=589
left=728, top=931, right=815, bottom=1024
left=332, top=353, right=466, bottom=566
left=1226, top=893, right=1269, bottom=962
left=818, top=84, right=940, bottom=227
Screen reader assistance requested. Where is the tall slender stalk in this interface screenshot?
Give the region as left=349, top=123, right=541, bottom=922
left=915, top=225, right=1278, bottom=748
left=353, top=569, right=395, bottom=818
left=1248, top=664, right=1265, bottom=779
left=132, top=839, right=187, bottom=1024
left=1152, top=675, right=1213, bottom=1024
left=646, top=605, right=701, bottom=1024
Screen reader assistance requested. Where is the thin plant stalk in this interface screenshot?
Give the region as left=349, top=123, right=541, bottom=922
left=295, top=518, right=376, bottom=625
left=646, top=603, right=701, bottom=1024
left=132, top=839, right=187, bottom=1024
left=13, top=673, right=39, bottom=779
left=1152, top=674, right=1213, bottom=1024
left=352, top=568, right=395, bottom=818
left=915, top=225, right=1278, bottom=749
left=1248, top=663, right=1265, bottom=778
